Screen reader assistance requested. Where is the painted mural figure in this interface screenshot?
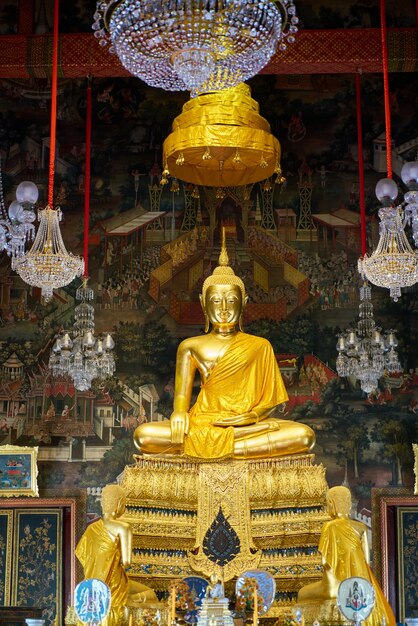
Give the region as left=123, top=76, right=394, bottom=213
left=134, top=231, right=315, bottom=460
left=61, top=404, right=74, bottom=420
left=297, top=486, right=396, bottom=626
left=75, top=485, right=157, bottom=626
left=45, top=403, right=55, bottom=421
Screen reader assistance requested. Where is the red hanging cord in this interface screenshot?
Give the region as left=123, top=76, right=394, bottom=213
left=83, top=79, right=92, bottom=277
left=48, top=0, right=59, bottom=207
left=355, top=72, right=367, bottom=257
left=380, top=0, right=392, bottom=179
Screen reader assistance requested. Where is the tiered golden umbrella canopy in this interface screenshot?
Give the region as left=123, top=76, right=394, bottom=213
left=163, top=83, right=281, bottom=188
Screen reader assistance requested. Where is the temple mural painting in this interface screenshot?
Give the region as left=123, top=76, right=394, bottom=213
left=0, top=1, right=416, bottom=536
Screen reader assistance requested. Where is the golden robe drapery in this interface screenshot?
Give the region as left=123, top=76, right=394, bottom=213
left=319, top=518, right=396, bottom=626
left=75, top=519, right=128, bottom=613
left=184, top=332, right=289, bottom=459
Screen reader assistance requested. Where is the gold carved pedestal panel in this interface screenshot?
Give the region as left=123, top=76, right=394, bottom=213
left=120, top=454, right=329, bottom=616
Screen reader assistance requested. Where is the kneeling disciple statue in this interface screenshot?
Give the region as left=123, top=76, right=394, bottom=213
left=297, top=486, right=396, bottom=626
left=75, top=484, right=157, bottom=626
left=134, top=231, right=315, bottom=460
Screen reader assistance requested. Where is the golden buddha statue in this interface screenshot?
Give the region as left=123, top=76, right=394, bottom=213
left=134, top=231, right=315, bottom=460
left=75, top=484, right=157, bottom=626
left=297, top=486, right=396, bottom=626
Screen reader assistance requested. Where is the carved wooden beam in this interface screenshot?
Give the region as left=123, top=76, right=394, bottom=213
left=0, top=28, right=416, bottom=79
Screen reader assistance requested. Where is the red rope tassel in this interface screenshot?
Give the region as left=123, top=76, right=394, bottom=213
left=83, top=79, right=92, bottom=277
left=355, top=72, right=367, bottom=257
left=380, top=0, right=392, bottom=179
left=48, top=0, right=59, bottom=207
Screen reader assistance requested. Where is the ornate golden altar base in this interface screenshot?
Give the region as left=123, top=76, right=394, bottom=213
left=119, top=454, right=329, bottom=619
left=295, top=599, right=348, bottom=626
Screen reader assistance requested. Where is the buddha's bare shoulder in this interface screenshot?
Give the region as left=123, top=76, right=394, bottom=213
left=177, top=334, right=207, bottom=352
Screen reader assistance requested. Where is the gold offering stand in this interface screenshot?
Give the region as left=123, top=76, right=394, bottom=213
left=120, top=453, right=329, bottom=622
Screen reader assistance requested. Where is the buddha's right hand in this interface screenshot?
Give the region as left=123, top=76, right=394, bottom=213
left=170, top=411, right=189, bottom=444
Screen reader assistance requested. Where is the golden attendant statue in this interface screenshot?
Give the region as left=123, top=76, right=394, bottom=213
left=297, top=486, right=396, bottom=626
left=75, top=485, right=157, bottom=626
left=134, top=231, right=315, bottom=460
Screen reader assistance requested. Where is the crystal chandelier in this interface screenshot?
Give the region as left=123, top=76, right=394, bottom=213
left=92, top=0, right=299, bottom=95
left=358, top=177, right=418, bottom=302
left=0, top=160, right=38, bottom=262
left=14, top=206, right=84, bottom=302
left=357, top=0, right=418, bottom=301
left=14, top=0, right=84, bottom=301
left=401, top=160, right=418, bottom=247
left=336, top=282, right=401, bottom=395
left=49, top=280, right=115, bottom=391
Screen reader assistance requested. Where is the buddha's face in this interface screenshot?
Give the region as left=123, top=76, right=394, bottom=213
left=204, top=284, right=244, bottom=330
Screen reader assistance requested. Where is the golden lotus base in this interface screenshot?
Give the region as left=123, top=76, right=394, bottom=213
left=119, top=453, right=329, bottom=615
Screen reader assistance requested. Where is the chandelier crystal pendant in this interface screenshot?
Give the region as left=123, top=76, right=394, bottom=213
left=49, top=279, right=116, bottom=392
left=358, top=184, right=418, bottom=302
left=14, top=207, right=84, bottom=302
left=336, top=282, right=402, bottom=395
left=0, top=160, right=38, bottom=261
left=401, top=160, right=418, bottom=247
left=92, top=0, right=299, bottom=94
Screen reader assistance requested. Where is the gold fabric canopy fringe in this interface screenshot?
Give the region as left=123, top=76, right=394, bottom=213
left=163, top=83, right=281, bottom=187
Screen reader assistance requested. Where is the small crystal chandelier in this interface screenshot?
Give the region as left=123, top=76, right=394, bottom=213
left=14, top=206, right=84, bottom=302
left=0, top=159, right=38, bottom=262
left=13, top=0, right=84, bottom=301
left=401, top=160, right=418, bottom=247
left=358, top=178, right=418, bottom=302
left=92, top=0, right=299, bottom=95
left=49, top=279, right=115, bottom=391
left=336, top=282, right=401, bottom=395
left=358, top=0, right=418, bottom=301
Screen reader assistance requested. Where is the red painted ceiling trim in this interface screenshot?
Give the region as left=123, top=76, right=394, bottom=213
left=0, top=29, right=415, bottom=79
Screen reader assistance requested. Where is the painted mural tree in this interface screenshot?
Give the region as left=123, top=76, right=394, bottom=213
left=115, top=321, right=143, bottom=365
left=378, top=293, right=418, bottom=372
left=336, top=440, right=352, bottom=483
left=319, top=378, right=348, bottom=419
left=347, top=423, right=370, bottom=478
left=335, top=422, right=369, bottom=480
left=115, top=321, right=176, bottom=375
left=139, top=321, right=177, bottom=374
left=371, top=418, right=415, bottom=486
left=77, top=430, right=137, bottom=493
left=248, top=315, right=319, bottom=355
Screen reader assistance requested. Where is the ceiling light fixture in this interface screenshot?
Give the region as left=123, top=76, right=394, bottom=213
left=92, top=0, right=299, bottom=95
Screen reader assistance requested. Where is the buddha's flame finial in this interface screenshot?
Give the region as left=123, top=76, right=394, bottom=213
left=201, top=224, right=245, bottom=301
left=219, top=226, right=229, bottom=267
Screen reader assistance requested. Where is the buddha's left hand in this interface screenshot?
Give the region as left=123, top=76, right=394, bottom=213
left=213, top=411, right=260, bottom=427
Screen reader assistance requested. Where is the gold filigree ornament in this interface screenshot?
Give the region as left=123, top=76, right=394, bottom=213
left=160, top=163, right=170, bottom=185
left=232, top=149, right=242, bottom=164
left=163, top=84, right=281, bottom=187
left=188, top=460, right=261, bottom=581
left=202, top=146, right=213, bottom=161
left=176, top=152, right=185, bottom=166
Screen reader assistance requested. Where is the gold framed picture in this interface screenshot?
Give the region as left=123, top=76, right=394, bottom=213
left=0, top=445, right=39, bottom=498
left=371, top=487, right=418, bottom=623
